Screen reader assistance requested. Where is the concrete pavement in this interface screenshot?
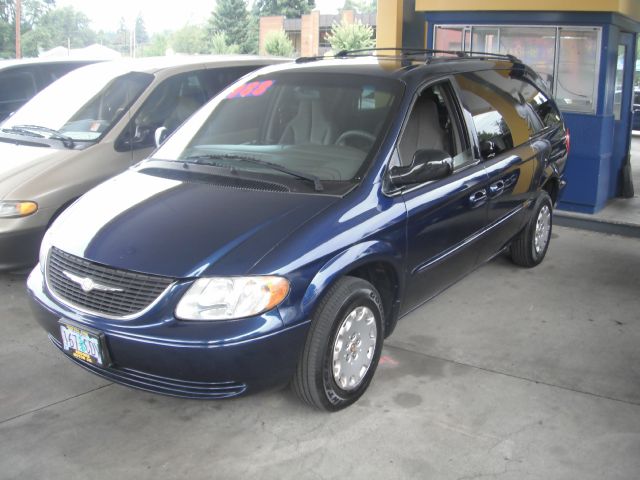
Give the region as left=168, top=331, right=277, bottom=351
left=1, top=226, right=639, bottom=479
left=555, top=136, right=640, bottom=236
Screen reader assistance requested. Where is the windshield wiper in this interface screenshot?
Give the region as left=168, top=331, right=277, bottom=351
left=183, top=153, right=324, bottom=192
left=11, top=124, right=75, bottom=148
left=1, top=126, right=45, bottom=139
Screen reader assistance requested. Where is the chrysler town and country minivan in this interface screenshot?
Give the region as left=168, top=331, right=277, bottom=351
left=28, top=50, right=569, bottom=411
left=0, top=56, right=285, bottom=270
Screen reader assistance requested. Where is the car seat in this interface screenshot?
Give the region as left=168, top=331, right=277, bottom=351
left=279, top=99, right=335, bottom=145
left=398, top=96, right=447, bottom=165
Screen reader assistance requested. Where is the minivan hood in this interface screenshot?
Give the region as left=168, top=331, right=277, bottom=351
left=0, top=141, right=74, bottom=199
left=48, top=168, right=338, bottom=278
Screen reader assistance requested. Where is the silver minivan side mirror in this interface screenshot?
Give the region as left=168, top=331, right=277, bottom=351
left=154, top=127, right=168, bottom=148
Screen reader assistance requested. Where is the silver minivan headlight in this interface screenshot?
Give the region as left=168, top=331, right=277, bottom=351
left=0, top=201, right=38, bottom=218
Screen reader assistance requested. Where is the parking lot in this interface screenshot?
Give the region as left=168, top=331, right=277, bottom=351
left=1, top=225, right=638, bottom=479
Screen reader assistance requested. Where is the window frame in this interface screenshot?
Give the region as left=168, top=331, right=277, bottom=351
left=433, top=24, right=602, bottom=115
left=384, top=76, right=481, bottom=196
left=115, top=70, right=210, bottom=152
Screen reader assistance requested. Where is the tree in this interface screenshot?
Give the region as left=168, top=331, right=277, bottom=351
left=254, top=0, right=315, bottom=18
left=135, top=14, right=149, bottom=46
left=264, top=30, right=294, bottom=57
left=143, top=31, right=170, bottom=57
left=0, top=0, right=55, bottom=57
left=342, top=0, right=376, bottom=14
left=207, top=0, right=252, bottom=53
left=171, top=24, right=209, bottom=54
left=210, top=32, right=240, bottom=54
left=21, top=6, right=96, bottom=57
left=326, top=19, right=374, bottom=53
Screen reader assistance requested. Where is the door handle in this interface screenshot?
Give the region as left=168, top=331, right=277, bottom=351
left=489, top=180, right=505, bottom=197
left=469, top=189, right=487, bottom=208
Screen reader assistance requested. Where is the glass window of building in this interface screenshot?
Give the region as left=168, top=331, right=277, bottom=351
left=555, top=28, right=600, bottom=113
left=434, top=25, right=602, bottom=115
left=497, top=27, right=556, bottom=92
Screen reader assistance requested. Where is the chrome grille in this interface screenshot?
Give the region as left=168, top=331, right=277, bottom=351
left=46, top=247, right=174, bottom=318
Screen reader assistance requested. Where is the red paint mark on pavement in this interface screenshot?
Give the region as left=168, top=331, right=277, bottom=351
left=378, top=355, right=399, bottom=366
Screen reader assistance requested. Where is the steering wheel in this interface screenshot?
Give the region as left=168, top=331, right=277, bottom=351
left=335, top=130, right=376, bottom=151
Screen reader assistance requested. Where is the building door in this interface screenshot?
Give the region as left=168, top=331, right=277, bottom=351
left=613, top=32, right=636, bottom=197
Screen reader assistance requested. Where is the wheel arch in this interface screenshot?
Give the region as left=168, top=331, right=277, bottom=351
left=301, top=240, right=404, bottom=339
left=542, top=176, right=560, bottom=206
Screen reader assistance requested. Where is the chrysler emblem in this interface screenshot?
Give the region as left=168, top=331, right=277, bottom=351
left=62, top=271, right=124, bottom=293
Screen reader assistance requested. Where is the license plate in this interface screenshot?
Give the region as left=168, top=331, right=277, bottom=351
left=59, top=321, right=109, bottom=367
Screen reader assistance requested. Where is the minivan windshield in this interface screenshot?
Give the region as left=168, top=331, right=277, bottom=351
left=2, top=65, right=152, bottom=142
left=152, top=72, right=402, bottom=186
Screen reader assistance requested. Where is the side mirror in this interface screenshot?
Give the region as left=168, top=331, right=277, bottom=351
left=389, top=149, right=453, bottom=187
left=480, top=140, right=497, bottom=159
left=154, top=126, right=168, bottom=148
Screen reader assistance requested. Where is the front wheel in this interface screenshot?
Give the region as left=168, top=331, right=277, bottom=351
left=510, top=191, right=553, bottom=267
left=292, top=276, right=384, bottom=411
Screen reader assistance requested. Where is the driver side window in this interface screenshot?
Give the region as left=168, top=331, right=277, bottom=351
left=397, top=82, right=474, bottom=171
left=118, top=72, right=208, bottom=152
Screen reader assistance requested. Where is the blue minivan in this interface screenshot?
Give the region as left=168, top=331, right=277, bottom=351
left=28, top=50, right=569, bottom=411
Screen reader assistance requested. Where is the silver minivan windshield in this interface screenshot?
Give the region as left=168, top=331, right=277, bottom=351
left=152, top=72, right=401, bottom=183
left=2, top=64, right=152, bottom=142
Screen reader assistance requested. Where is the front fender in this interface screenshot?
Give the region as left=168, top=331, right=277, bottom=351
left=299, top=240, right=404, bottom=321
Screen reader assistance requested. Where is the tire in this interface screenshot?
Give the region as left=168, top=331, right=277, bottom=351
left=292, top=276, right=384, bottom=411
left=510, top=191, right=553, bottom=268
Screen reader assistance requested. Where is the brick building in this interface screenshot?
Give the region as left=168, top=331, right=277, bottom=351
left=259, top=10, right=377, bottom=57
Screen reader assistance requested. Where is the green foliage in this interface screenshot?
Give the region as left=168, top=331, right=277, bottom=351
left=342, top=0, right=376, bottom=13
left=171, top=24, right=209, bottom=54
left=326, top=19, right=374, bottom=53
left=208, top=0, right=252, bottom=53
left=22, top=0, right=55, bottom=25
left=254, top=0, right=315, bottom=18
left=0, top=20, right=12, bottom=58
left=21, top=6, right=96, bottom=57
left=135, top=15, right=149, bottom=46
left=264, top=30, right=294, bottom=57
left=0, top=0, right=55, bottom=57
left=244, top=14, right=260, bottom=55
left=142, top=31, right=170, bottom=57
left=210, top=32, right=240, bottom=54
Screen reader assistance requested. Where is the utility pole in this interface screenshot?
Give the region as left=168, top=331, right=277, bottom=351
left=15, top=0, right=22, bottom=59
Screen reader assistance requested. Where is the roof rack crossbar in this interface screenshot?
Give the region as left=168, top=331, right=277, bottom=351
left=296, top=47, right=520, bottom=64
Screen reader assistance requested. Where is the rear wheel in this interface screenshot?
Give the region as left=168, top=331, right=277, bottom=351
left=292, top=276, right=384, bottom=411
left=510, top=191, right=553, bottom=267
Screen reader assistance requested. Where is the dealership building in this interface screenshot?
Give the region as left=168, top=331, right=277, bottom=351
left=376, top=1, right=640, bottom=213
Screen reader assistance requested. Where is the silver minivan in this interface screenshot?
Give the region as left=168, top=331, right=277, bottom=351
left=0, top=56, right=286, bottom=270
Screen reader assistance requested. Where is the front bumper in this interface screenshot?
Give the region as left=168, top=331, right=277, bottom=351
left=0, top=226, right=44, bottom=271
left=27, top=267, right=310, bottom=399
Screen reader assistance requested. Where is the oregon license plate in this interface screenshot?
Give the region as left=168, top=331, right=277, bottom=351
left=59, top=321, right=108, bottom=367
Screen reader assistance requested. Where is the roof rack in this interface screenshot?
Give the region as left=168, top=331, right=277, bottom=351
left=295, top=47, right=520, bottom=64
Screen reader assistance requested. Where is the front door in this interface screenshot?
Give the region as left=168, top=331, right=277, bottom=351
left=613, top=32, right=636, bottom=197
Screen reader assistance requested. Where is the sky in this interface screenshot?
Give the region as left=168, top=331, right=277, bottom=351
left=57, top=0, right=346, bottom=33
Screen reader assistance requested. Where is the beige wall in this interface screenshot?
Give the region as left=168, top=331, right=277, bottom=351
left=300, top=11, right=321, bottom=57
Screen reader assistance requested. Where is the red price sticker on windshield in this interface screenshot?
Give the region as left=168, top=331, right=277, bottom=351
left=227, top=80, right=274, bottom=99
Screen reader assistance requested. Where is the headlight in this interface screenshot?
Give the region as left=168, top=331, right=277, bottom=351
left=175, top=276, right=290, bottom=321
left=0, top=201, right=38, bottom=218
